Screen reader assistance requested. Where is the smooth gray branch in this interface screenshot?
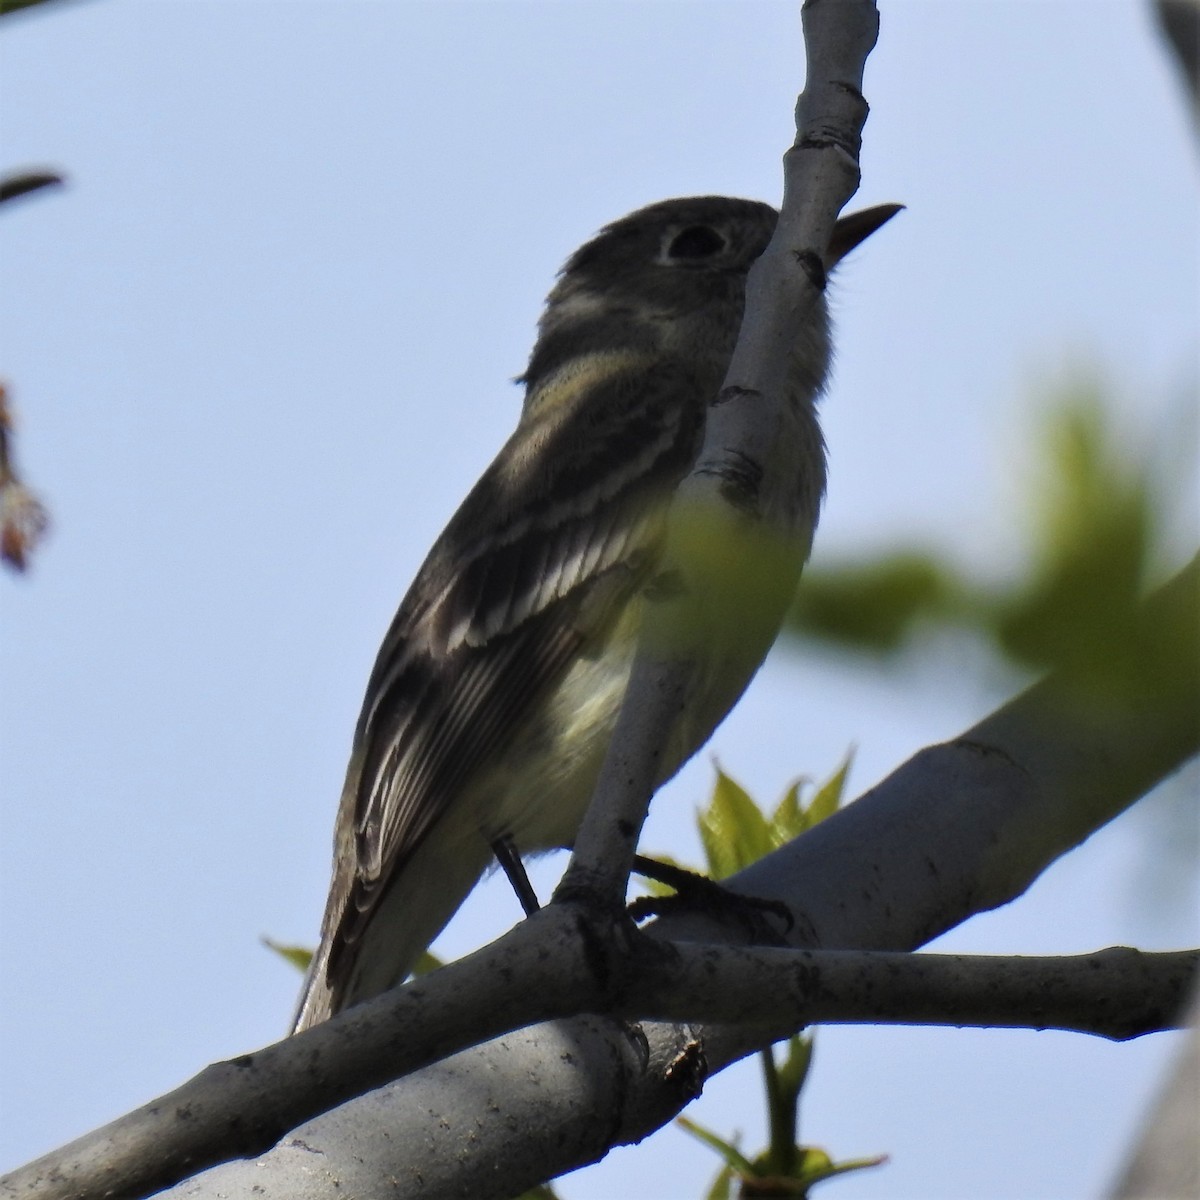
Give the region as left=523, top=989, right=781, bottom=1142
left=637, top=944, right=1197, bottom=1042
left=3, top=926, right=1193, bottom=1196
left=6, top=551, right=1193, bottom=1198
left=154, top=553, right=1196, bottom=1200
left=558, top=0, right=881, bottom=905
left=97, top=946, right=1199, bottom=1200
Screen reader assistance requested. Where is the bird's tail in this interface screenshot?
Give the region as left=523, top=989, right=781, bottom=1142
left=290, top=935, right=338, bottom=1034
left=289, top=825, right=494, bottom=1034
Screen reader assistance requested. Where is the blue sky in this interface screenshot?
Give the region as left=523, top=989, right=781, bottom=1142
left=1, top=3, right=1197, bottom=1198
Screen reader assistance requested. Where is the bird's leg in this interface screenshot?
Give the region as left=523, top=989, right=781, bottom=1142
left=630, top=854, right=715, bottom=898
left=492, top=835, right=541, bottom=917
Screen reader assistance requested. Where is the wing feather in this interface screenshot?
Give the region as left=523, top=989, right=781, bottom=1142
left=322, top=356, right=710, bottom=981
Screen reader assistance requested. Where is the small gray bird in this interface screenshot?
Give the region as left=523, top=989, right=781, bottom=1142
left=292, top=195, right=898, bottom=1032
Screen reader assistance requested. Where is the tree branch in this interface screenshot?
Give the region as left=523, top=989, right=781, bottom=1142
left=630, top=944, right=1197, bottom=1043
left=0, top=170, right=64, bottom=206
left=7, top=0, right=1196, bottom=1193
left=556, top=0, right=880, bottom=907
left=143, top=552, right=1200, bottom=1200
left=11, top=941, right=1187, bottom=1200
left=5, top=543, right=1194, bottom=1199
left=692, top=551, right=1199, bottom=1072
left=140, top=952, right=1196, bottom=1200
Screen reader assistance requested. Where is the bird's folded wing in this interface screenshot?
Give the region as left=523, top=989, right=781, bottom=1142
left=331, top=357, right=708, bottom=952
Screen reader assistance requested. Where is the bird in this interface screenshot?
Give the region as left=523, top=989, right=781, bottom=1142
left=291, top=194, right=899, bottom=1032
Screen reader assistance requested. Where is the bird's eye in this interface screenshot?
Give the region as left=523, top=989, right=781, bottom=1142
left=665, top=225, right=727, bottom=260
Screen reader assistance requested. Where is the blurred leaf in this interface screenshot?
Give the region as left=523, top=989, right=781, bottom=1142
left=677, top=1115, right=757, bottom=1176
left=262, top=938, right=444, bottom=981
left=742, top=1146, right=888, bottom=1196
left=998, top=382, right=1158, bottom=683
left=786, top=552, right=967, bottom=654
left=412, top=949, right=444, bottom=976
left=780, top=756, right=850, bottom=839
left=783, top=377, right=1192, bottom=694
left=774, top=1035, right=814, bottom=1104
left=683, top=1102, right=885, bottom=1198
left=704, top=1164, right=736, bottom=1200
left=261, top=937, right=313, bottom=974
left=796, top=1149, right=890, bottom=1190
left=761, top=1040, right=804, bottom=1178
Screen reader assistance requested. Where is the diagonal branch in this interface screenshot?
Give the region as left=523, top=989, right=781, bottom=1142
left=6, top=0, right=1195, bottom=1194
left=4, top=545, right=1194, bottom=1199
left=138, top=953, right=1195, bottom=1200
left=6, top=938, right=1191, bottom=1200
left=134, top=552, right=1196, bottom=1200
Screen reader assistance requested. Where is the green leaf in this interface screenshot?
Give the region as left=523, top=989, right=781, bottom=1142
left=703, top=1164, right=735, bottom=1200
left=792, top=1148, right=890, bottom=1190
left=698, top=764, right=774, bottom=879
left=261, top=937, right=313, bottom=974
left=261, top=940, right=442, bottom=981
left=681, top=1027, right=884, bottom=1197
left=739, top=1147, right=888, bottom=1196
left=774, top=1034, right=814, bottom=1101
left=767, top=755, right=851, bottom=846
left=412, top=949, right=444, bottom=977
left=997, top=383, right=1160, bottom=685
left=783, top=376, right=1188, bottom=692
left=640, top=757, right=852, bottom=912
left=792, top=756, right=850, bottom=834
left=770, top=779, right=804, bottom=839
left=786, top=551, right=966, bottom=654
left=676, top=1115, right=757, bottom=1177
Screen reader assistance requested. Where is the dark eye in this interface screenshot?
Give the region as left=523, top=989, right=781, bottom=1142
left=665, top=225, right=727, bottom=260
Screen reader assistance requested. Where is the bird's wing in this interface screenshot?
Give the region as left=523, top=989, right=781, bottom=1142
left=325, top=356, right=708, bottom=962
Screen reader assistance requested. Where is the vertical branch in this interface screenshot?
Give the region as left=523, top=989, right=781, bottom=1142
left=558, top=0, right=881, bottom=906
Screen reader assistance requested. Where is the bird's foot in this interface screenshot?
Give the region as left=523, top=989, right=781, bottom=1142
left=628, top=854, right=797, bottom=945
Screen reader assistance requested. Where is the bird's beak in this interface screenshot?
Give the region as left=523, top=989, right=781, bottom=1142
left=825, top=203, right=904, bottom=268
